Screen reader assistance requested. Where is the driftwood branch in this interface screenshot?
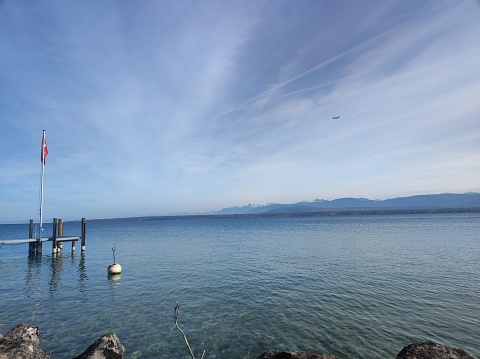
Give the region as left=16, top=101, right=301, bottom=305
left=170, top=301, right=205, bottom=359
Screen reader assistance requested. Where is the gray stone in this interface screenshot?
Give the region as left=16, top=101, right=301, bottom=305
left=395, top=341, right=478, bottom=359
left=72, top=333, right=125, bottom=359
left=0, top=323, right=50, bottom=359
left=3, top=323, right=478, bottom=359
left=257, top=351, right=338, bottom=359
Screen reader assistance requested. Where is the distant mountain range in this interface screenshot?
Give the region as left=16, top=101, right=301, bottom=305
left=97, top=193, right=480, bottom=222
left=213, top=193, right=480, bottom=215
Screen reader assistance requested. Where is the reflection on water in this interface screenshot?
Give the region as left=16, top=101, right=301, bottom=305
left=77, top=253, right=88, bottom=296
left=108, top=274, right=121, bottom=305
left=26, top=254, right=42, bottom=287
left=24, top=253, right=88, bottom=295
left=49, top=256, right=63, bottom=293
left=18, top=251, right=91, bottom=326
left=108, top=274, right=122, bottom=281
left=24, top=255, right=44, bottom=323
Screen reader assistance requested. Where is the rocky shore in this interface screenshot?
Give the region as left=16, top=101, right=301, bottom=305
left=0, top=323, right=477, bottom=359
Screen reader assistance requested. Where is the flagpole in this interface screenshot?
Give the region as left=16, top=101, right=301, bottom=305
left=39, top=130, right=46, bottom=243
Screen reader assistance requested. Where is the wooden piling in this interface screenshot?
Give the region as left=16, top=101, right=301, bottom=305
left=52, top=218, right=58, bottom=254
left=0, top=218, right=84, bottom=256
left=81, top=218, right=86, bottom=252
left=28, top=219, right=35, bottom=255
left=36, top=220, right=42, bottom=255
left=58, top=219, right=63, bottom=251
left=68, top=218, right=76, bottom=254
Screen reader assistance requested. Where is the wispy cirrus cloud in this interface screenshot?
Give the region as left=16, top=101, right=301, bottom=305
left=1, top=0, right=479, bottom=222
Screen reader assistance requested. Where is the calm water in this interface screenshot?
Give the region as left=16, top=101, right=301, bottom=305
left=0, top=214, right=479, bottom=359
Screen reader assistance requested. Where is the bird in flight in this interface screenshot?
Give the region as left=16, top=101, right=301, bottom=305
left=333, top=116, right=340, bottom=120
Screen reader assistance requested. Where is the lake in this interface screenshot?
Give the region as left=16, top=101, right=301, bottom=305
left=0, top=213, right=479, bottom=358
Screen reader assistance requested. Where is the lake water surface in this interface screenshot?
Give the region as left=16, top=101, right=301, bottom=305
left=0, top=213, right=479, bottom=358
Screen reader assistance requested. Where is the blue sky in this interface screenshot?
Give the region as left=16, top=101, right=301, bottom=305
left=1, top=0, right=479, bottom=223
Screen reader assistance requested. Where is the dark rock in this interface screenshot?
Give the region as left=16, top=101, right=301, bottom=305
left=257, top=351, right=337, bottom=359
left=396, top=341, right=478, bottom=359
left=0, top=323, right=50, bottom=359
left=3, top=323, right=478, bottom=359
left=72, top=333, right=125, bottom=359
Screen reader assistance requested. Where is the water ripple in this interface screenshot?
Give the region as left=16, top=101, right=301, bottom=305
left=0, top=214, right=479, bottom=358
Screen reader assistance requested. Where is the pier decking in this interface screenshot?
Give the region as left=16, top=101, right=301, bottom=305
left=0, top=217, right=86, bottom=255
left=0, top=236, right=80, bottom=245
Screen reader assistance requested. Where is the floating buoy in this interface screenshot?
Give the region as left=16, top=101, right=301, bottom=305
left=108, top=263, right=122, bottom=274
left=108, top=247, right=122, bottom=275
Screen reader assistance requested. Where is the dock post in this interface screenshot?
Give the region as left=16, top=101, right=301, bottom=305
left=71, top=219, right=76, bottom=252
left=81, top=218, right=86, bottom=252
left=35, top=222, right=43, bottom=255
left=28, top=219, right=35, bottom=255
left=52, top=218, right=58, bottom=254
left=58, top=219, right=63, bottom=252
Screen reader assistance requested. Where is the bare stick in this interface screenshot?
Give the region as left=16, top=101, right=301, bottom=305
left=170, top=301, right=205, bottom=359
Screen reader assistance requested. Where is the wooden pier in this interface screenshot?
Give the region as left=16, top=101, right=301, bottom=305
left=0, top=218, right=86, bottom=256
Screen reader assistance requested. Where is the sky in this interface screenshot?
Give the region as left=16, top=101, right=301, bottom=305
left=1, top=0, right=479, bottom=223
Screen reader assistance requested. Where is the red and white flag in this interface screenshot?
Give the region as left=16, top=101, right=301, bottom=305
left=41, top=135, right=48, bottom=164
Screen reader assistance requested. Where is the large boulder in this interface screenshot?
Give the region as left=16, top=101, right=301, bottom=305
left=0, top=323, right=50, bottom=359
left=396, top=341, right=478, bottom=359
left=72, top=333, right=125, bottom=359
left=257, top=351, right=337, bottom=359
left=2, top=324, right=478, bottom=359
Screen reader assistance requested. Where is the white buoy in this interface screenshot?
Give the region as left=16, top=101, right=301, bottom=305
left=108, top=263, right=122, bottom=274
left=108, top=247, right=122, bottom=274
